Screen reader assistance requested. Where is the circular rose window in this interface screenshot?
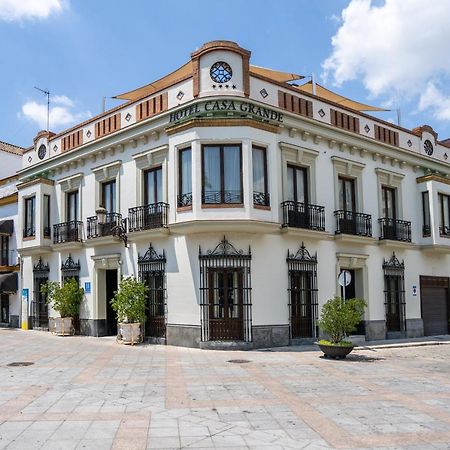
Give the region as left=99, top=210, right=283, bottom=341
left=210, top=61, right=232, bottom=83
left=38, top=144, right=47, bottom=160
left=424, top=139, right=433, bottom=156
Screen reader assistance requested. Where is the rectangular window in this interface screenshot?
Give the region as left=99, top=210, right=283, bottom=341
left=144, top=167, right=162, bottom=205
left=202, top=144, right=242, bottom=204
left=43, top=195, right=51, bottom=238
left=382, top=186, right=396, bottom=219
left=338, top=177, right=356, bottom=212
left=178, top=147, right=192, bottom=207
left=438, top=193, right=450, bottom=236
left=287, top=165, right=308, bottom=204
left=67, top=191, right=79, bottom=222
left=101, top=180, right=116, bottom=213
left=0, top=235, right=8, bottom=266
left=422, top=191, right=431, bottom=237
left=252, top=146, right=269, bottom=206
left=24, top=196, right=35, bottom=238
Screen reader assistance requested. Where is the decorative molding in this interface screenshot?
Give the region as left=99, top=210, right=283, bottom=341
left=132, top=145, right=169, bottom=171
left=57, top=173, right=83, bottom=192
left=279, top=142, right=319, bottom=166
left=375, top=168, right=404, bottom=187
left=17, top=177, right=54, bottom=190
left=331, top=155, right=365, bottom=177
left=416, top=173, right=450, bottom=186
left=91, top=160, right=121, bottom=183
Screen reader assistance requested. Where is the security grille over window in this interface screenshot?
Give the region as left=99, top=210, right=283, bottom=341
left=61, top=254, right=80, bottom=284
left=287, top=243, right=318, bottom=339
left=32, top=257, right=50, bottom=329
left=138, top=243, right=167, bottom=339
left=383, top=252, right=406, bottom=334
left=199, top=237, right=252, bottom=343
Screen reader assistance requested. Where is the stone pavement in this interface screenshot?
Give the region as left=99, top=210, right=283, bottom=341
left=0, top=329, right=450, bottom=449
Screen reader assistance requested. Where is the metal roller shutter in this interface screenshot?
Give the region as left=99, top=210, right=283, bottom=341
left=420, top=277, right=449, bottom=336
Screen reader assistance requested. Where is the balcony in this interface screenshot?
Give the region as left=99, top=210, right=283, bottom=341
left=202, top=190, right=242, bottom=205
left=334, top=210, right=372, bottom=237
left=53, top=221, right=83, bottom=244
left=87, top=213, right=123, bottom=239
left=23, top=227, right=35, bottom=239
left=281, top=201, right=325, bottom=231
left=128, top=202, right=169, bottom=232
left=423, top=225, right=431, bottom=238
left=379, top=218, right=411, bottom=242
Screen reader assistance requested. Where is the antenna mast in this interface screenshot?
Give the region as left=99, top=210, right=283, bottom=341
left=34, top=86, right=50, bottom=131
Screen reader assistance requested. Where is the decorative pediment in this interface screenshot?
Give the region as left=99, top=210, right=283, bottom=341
left=287, top=242, right=317, bottom=263
left=33, top=257, right=49, bottom=273
left=383, top=252, right=404, bottom=270
left=61, top=254, right=80, bottom=271
left=138, top=243, right=166, bottom=263
left=199, top=236, right=251, bottom=259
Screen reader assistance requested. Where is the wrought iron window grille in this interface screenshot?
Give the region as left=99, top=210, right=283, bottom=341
left=383, top=252, right=406, bottom=333
left=32, top=257, right=50, bottom=329
left=61, top=254, right=81, bottom=284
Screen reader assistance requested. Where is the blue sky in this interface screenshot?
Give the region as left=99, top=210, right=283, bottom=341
left=1, top=0, right=450, bottom=148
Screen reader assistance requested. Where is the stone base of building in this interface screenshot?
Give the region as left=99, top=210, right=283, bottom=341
left=79, top=319, right=107, bottom=337
left=145, top=336, right=166, bottom=345
left=252, top=325, right=290, bottom=348
left=291, top=337, right=316, bottom=346
left=365, top=320, right=386, bottom=340
left=199, top=340, right=254, bottom=351
left=166, top=324, right=201, bottom=348
left=406, top=318, right=424, bottom=338
left=9, top=315, right=19, bottom=328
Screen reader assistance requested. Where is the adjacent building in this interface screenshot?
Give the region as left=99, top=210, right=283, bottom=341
left=0, top=141, right=23, bottom=327
left=16, top=41, right=450, bottom=348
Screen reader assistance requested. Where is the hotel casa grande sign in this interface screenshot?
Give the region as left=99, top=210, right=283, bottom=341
left=169, top=100, right=284, bottom=124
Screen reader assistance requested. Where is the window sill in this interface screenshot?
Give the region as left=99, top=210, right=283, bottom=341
left=177, top=206, right=192, bottom=212
left=253, top=204, right=271, bottom=211
left=202, top=203, right=244, bottom=209
left=23, top=236, right=36, bottom=241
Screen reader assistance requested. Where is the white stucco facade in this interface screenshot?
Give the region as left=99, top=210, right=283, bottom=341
left=15, top=41, right=450, bottom=347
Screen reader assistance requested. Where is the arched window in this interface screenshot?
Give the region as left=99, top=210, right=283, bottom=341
left=61, top=254, right=80, bottom=285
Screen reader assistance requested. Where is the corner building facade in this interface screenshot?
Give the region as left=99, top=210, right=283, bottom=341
left=17, top=41, right=450, bottom=348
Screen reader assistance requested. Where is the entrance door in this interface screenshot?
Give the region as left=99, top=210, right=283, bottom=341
left=208, top=269, right=243, bottom=340
left=105, top=270, right=118, bottom=336
left=385, top=275, right=402, bottom=332
left=421, top=276, right=449, bottom=336
left=33, top=276, right=49, bottom=328
left=340, top=269, right=365, bottom=334
left=0, top=294, right=8, bottom=323
left=142, top=271, right=165, bottom=338
left=290, top=271, right=314, bottom=338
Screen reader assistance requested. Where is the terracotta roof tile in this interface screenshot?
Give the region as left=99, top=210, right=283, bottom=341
left=0, top=140, right=24, bottom=156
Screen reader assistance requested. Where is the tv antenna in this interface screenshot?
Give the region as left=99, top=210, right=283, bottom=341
left=34, top=86, right=50, bottom=131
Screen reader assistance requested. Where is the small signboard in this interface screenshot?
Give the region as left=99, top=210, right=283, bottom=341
left=21, top=288, right=29, bottom=302
left=338, top=270, right=352, bottom=287
left=84, top=282, right=91, bottom=294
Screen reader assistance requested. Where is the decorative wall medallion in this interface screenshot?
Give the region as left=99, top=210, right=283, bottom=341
left=407, top=139, right=412, bottom=147
left=28, top=156, right=32, bottom=163
left=364, top=124, right=370, bottom=133
left=125, top=113, right=132, bottom=121
left=53, top=145, right=58, bottom=152
left=444, top=153, right=448, bottom=160
left=318, top=109, right=326, bottom=118
left=210, top=61, right=232, bottom=83
left=259, top=88, right=268, bottom=98
left=86, top=130, right=92, bottom=138
left=176, top=91, right=184, bottom=100
left=424, top=139, right=433, bottom=156
left=38, top=144, right=47, bottom=160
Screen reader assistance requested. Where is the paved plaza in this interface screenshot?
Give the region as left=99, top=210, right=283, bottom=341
left=0, top=330, right=450, bottom=449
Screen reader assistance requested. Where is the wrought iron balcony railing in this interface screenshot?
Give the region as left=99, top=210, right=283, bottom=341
left=128, top=202, right=169, bottom=232
left=378, top=217, right=411, bottom=242
left=53, top=221, right=83, bottom=244
left=439, top=225, right=450, bottom=237
left=423, top=224, right=431, bottom=237
left=253, top=191, right=270, bottom=207
left=334, top=210, right=372, bottom=237
left=177, top=193, right=192, bottom=208
left=202, top=190, right=242, bottom=204
left=23, top=227, right=35, bottom=238
left=87, top=213, right=123, bottom=239
left=43, top=227, right=51, bottom=239
left=281, top=201, right=325, bottom=231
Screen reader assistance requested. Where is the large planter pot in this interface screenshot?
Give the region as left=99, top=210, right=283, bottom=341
left=118, top=322, right=142, bottom=345
left=52, top=317, right=74, bottom=336
left=318, top=342, right=354, bottom=359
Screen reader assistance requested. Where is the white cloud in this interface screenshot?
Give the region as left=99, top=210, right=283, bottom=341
left=419, top=82, right=450, bottom=121
left=0, top=0, right=66, bottom=22
left=322, top=0, right=450, bottom=119
left=21, top=95, right=91, bottom=130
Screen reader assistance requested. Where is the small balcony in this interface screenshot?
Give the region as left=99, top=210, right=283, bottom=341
left=439, top=226, right=450, bottom=238
left=253, top=192, right=270, bottom=207
left=53, top=221, right=83, bottom=244
left=87, top=213, right=123, bottom=239
left=423, top=225, right=431, bottom=238
left=23, top=227, right=35, bottom=239
left=128, top=202, right=169, bottom=233
left=202, top=190, right=242, bottom=205
left=379, top=218, right=411, bottom=242
left=281, top=201, right=325, bottom=231
left=334, top=210, right=372, bottom=237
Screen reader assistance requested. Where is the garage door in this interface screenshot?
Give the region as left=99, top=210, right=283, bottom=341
left=420, top=276, right=449, bottom=336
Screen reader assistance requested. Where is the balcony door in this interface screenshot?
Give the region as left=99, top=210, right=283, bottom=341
left=144, top=167, right=162, bottom=206
left=102, top=180, right=116, bottom=214
left=338, top=177, right=357, bottom=233
left=381, top=186, right=397, bottom=239
left=287, top=166, right=310, bottom=227
left=290, top=271, right=315, bottom=338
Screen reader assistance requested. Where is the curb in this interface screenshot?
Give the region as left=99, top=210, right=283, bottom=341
left=355, top=340, right=450, bottom=351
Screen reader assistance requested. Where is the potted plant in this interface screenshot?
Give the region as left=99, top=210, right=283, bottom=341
left=41, top=278, right=84, bottom=336
left=110, top=276, right=147, bottom=345
left=317, top=297, right=366, bottom=359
